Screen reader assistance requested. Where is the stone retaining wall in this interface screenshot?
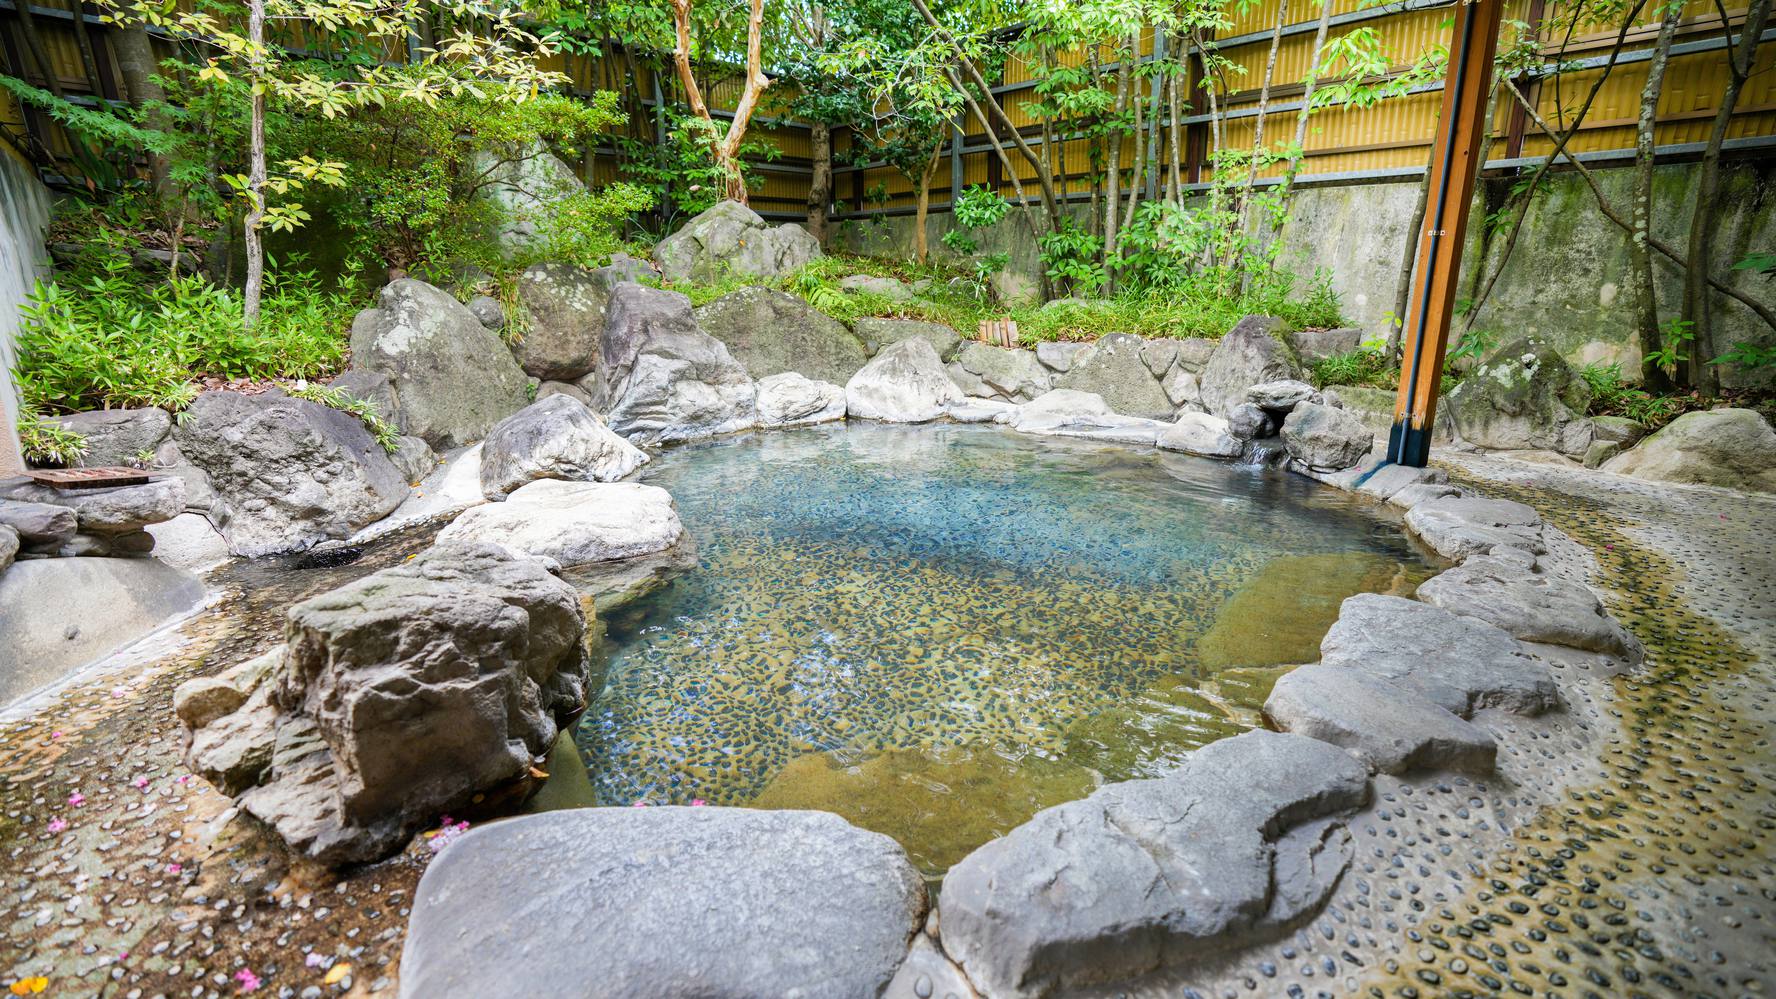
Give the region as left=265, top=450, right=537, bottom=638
left=0, top=137, right=54, bottom=475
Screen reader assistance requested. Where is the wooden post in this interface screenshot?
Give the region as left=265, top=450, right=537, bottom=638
left=1387, top=0, right=1504, bottom=468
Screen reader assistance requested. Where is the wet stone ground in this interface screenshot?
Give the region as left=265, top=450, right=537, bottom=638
left=0, top=438, right=1772, bottom=998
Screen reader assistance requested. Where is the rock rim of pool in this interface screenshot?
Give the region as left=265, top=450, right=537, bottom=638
left=389, top=403, right=1642, bottom=999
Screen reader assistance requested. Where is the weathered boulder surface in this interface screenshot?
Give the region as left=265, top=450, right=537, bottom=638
left=1247, top=379, right=1321, bottom=411
left=350, top=279, right=530, bottom=448
left=595, top=283, right=758, bottom=443
left=1445, top=337, right=1594, bottom=458
left=437, top=479, right=685, bottom=569
left=174, top=543, right=589, bottom=865
left=1404, top=495, right=1545, bottom=560
left=465, top=294, right=504, bottom=331
left=839, top=273, right=915, bottom=301
left=652, top=200, right=821, bottom=284
left=478, top=394, right=649, bottom=499
left=1602, top=408, right=1776, bottom=493
left=1290, top=326, right=1364, bottom=364
left=50, top=407, right=171, bottom=467
left=0, top=524, right=14, bottom=573
left=854, top=318, right=962, bottom=361
left=939, top=730, right=1368, bottom=998
left=1282, top=401, right=1374, bottom=471
left=469, top=143, right=584, bottom=254
left=0, top=477, right=184, bottom=536
left=0, top=557, right=205, bottom=703
left=173, top=391, right=409, bottom=557
left=1264, top=663, right=1497, bottom=775
left=513, top=262, right=632, bottom=381
left=845, top=337, right=964, bottom=423
left=1416, top=550, right=1642, bottom=661
left=399, top=807, right=926, bottom=999
left=693, top=286, right=868, bottom=384
left=1200, top=316, right=1303, bottom=418
left=756, top=372, right=847, bottom=427
left=1056, top=333, right=1174, bottom=419
left=1157, top=412, right=1241, bottom=459
left=955, top=342, right=1052, bottom=402
left=1011, top=389, right=1170, bottom=445
left=0, top=498, right=77, bottom=550
left=1320, top=593, right=1558, bottom=717
left=1162, top=367, right=1204, bottom=411
left=1035, top=340, right=1091, bottom=373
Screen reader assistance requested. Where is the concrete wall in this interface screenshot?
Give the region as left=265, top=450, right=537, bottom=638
left=0, top=140, right=53, bottom=475
left=833, top=159, right=1776, bottom=388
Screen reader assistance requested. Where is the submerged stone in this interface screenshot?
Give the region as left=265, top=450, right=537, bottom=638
left=1196, top=552, right=1414, bottom=670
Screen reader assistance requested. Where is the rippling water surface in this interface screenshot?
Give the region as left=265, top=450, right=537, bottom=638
left=575, top=423, right=1436, bottom=873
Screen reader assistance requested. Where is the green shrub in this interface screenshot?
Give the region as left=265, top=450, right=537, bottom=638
left=16, top=408, right=89, bottom=466
left=1579, top=362, right=1686, bottom=428
left=1311, top=339, right=1397, bottom=389
left=14, top=258, right=354, bottom=413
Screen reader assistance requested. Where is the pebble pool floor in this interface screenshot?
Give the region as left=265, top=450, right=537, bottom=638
left=575, top=424, right=1433, bottom=872
left=0, top=434, right=1769, bottom=998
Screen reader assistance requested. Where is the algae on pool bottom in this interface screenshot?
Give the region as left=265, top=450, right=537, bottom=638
left=574, top=423, right=1437, bottom=873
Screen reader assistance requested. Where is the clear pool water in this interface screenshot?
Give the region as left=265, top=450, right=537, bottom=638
left=574, top=422, right=1435, bottom=873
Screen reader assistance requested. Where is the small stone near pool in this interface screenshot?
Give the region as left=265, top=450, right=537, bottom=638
left=1416, top=550, right=1642, bottom=662
left=399, top=807, right=926, bottom=999
left=1404, top=494, right=1545, bottom=560
left=846, top=337, right=964, bottom=423
left=478, top=394, right=649, bottom=499
left=756, top=371, right=848, bottom=427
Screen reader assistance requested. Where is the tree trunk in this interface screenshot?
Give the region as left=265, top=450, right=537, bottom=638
left=914, top=139, right=943, bottom=264
left=1389, top=167, right=1433, bottom=356
left=1166, top=49, right=1182, bottom=206
left=69, top=2, right=106, bottom=103
left=1118, top=36, right=1149, bottom=289
left=1683, top=0, right=1772, bottom=393
left=1632, top=4, right=1682, bottom=389
left=947, top=68, right=1053, bottom=299
left=807, top=120, right=832, bottom=244
left=112, top=24, right=175, bottom=201
left=243, top=0, right=267, bottom=327
left=1103, top=43, right=1130, bottom=292
left=670, top=0, right=772, bottom=204
left=1240, top=0, right=1289, bottom=225
left=1282, top=0, right=1334, bottom=194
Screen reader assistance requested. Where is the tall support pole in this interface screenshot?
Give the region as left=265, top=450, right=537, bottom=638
left=1388, top=0, right=1504, bottom=467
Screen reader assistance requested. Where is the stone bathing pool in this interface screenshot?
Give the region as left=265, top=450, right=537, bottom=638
left=575, top=422, right=1438, bottom=874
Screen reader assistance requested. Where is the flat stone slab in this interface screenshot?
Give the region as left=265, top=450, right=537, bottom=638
left=938, top=731, right=1367, bottom=998
left=1416, top=551, right=1643, bottom=662
left=436, top=479, right=684, bottom=568
left=1320, top=593, right=1558, bottom=717
left=0, top=557, right=205, bottom=703
left=1265, top=663, right=1497, bottom=775
left=399, top=807, right=926, bottom=999
left=1404, top=495, right=1544, bottom=560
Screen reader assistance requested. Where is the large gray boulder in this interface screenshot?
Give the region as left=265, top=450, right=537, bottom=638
left=1404, top=495, right=1545, bottom=560
left=0, top=557, right=206, bottom=702
left=1290, top=326, right=1364, bottom=364
left=1199, top=315, right=1303, bottom=418
left=1416, top=549, right=1642, bottom=660
left=437, top=479, right=685, bottom=569
left=1010, top=389, right=1171, bottom=445
left=1035, top=340, right=1091, bottom=373
left=1320, top=593, right=1558, bottom=717
left=513, top=262, right=632, bottom=381
left=399, top=807, right=926, bottom=999
left=50, top=407, right=171, bottom=467
left=1157, top=411, right=1242, bottom=459
left=939, top=731, right=1368, bottom=998
left=1264, top=663, right=1497, bottom=775
left=652, top=200, right=821, bottom=284
left=478, top=395, right=648, bottom=500
left=954, top=342, right=1052, bottom=402
left=327, top=369, right=399, bottom=425
left=174, top=543, right=589, bottom=865
left=469, top=142, right=584, bottom=255
left=853, top=318, right=962, bottom=361
left=844, top=337, right=964, bottom=423
left=173, top=391, right=409, bottom=557
left=0, top=498, right=77, bottom=551
left=693, top=286, right=868, bottom=384
left=1282, top=401, right=1374, bottom=471
left=1444, top=337, right=1594, bottom=457
left=350, top=279, right=530, bottom=448
left=1055, top=333, right=1174, bottom=419
left=756, top=372, right=847, bottom=427
left=595, top=284, right=759, bottom=444
left=0, top=524, right=14, bottom=573
left=1601, top=407, right=1776, bottom=493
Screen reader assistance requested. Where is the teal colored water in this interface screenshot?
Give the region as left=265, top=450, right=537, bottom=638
left=574, top=423, right=1434, bottom=873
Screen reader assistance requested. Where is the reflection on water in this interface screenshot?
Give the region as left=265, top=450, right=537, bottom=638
left=575, top=423, right=1435, bottom=874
